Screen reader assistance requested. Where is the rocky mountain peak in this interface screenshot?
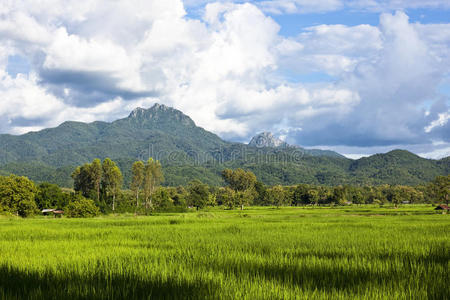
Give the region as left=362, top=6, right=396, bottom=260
left=249, top=132, right=288, bottom=148
left=129, top=107, right=146, bottom=118
left=127, top=103, right=195, bottom=127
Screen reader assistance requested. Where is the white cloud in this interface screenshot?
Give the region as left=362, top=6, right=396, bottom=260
left=259, top=0, right=343, bottom=14
left=347, top=0, right=450, bottom=12
left=425, top=112, right=450, bottom=133
left=257, top=0, right=450, bottom=14
left=0, top=1, right=448, bottom=158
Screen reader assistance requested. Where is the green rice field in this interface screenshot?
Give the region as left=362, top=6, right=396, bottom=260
left=0, top=206, right=448, bottom=299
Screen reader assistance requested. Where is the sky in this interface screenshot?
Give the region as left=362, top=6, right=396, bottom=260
left=0, top=0, right=449, bottom=159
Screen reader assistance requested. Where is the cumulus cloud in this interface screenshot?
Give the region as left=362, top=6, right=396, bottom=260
left=259, top=0, right=343, bottom=14
left=0, top=1, right=448, bottom=157
left=285, top=11, right=450, bottom=147
left=257, top=0, right=450, bottom=14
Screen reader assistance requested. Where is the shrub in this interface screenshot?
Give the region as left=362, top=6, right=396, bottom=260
left=66, top=195, right=100, bottom=218
left=17, top=199, right=38, bottom=217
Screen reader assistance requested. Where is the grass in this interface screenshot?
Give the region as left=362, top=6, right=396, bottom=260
left=0, top=205, right=448, bottom=299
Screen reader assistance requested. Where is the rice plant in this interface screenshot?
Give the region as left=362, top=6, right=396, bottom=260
left=0, top=206, right=448, bottom=299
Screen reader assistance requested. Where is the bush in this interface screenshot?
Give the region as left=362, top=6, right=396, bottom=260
left=0, top=175, right=38, bottom=217
left=17, top=199, right=38, bottom=217
left=66, top=195, right=100, bottom=218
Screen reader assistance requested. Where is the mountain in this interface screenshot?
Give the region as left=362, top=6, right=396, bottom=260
left=0, top=103, right=227, bottom=167
left=249, top=132, right=288, bottom=148
left=0, top=103, right=448, bottom=187
left=248, top=132, right=344, bottom=158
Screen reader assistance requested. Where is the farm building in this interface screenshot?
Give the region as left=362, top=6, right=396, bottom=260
left=42, top=209, right=64, bottom=217
left=434, top=204, right=449, bottom=211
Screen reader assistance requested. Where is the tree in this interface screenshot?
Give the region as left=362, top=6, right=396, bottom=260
left=131, top=161, right=145, bottom=207
left=71, top=159, right=103, bottom=201
left=253, top=181, right=267, bottom=206
left=221, top=168, right=257, bottom=209
left=332, top=186, right=348, bottom=205
left=102, top=158, right=123, bottom=212
left=143, top=158, right=164, bottom=209
left=172, top=186, right=187, bottom=207
left=293, top=184, right=310, bottom=206
left=233, top=190, right=254, bottom=210
left=270, top=185, right=287, bottom=208
left=317, top=186, right=332, bottom=205
left=351, top=189, right=364, bottom=205
left=187, top=180, right=210, bottom=210
left=0, top=175, right=38, bottom=217
left=35, top=182, right=65, bottom=209
left=430, top=175, right=450, bottom=204
left=153, top=187, right=174, bottom=209
left=72, top=164, right=95, bottom=199
left=222, top=168, right=257, bottom=192
left=308, top=189, right=319, bottom=206
left=66, top=194, right=100, bottom=218
left=91, top=159, right=103, bottom=203
left=217, top=187, right=236, bottom=209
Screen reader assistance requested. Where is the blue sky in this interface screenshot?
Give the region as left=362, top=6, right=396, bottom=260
left=0, top=0, right=449, bottom=159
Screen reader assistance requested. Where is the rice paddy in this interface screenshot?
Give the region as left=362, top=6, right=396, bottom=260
left=0, top=206, right=448, bottom=299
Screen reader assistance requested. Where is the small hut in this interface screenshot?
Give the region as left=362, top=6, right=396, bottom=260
left=53, top=210, right=64, bottom=218
left=41, top=209, right=64, bottom=217
left=42, top=209, right=55, bottom=216
left=435, top=204, right=449, bottom=211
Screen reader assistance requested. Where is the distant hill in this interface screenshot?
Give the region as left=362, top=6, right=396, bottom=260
left=0, top=103, right=448, bottom=187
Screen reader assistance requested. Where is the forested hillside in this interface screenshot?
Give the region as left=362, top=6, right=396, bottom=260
left=0, top=104, right=448, bottom=187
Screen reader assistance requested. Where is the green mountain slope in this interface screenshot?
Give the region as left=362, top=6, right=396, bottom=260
left=0, top=104, right=448, bottom=187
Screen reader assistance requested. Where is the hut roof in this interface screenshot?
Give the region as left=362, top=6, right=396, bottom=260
left=435, top=204, right=449, bottom=210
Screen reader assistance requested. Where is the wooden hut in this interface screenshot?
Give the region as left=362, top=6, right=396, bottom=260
left=435, top=204, right=449, bottom=211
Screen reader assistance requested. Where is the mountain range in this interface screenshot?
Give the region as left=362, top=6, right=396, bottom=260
left=0, top=103, right=448, bottom=187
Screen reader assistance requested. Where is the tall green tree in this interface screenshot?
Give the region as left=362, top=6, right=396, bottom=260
left=221, top=168, right=257, bottom=209
left=72, top=164, right=95, bottom=199
left=217, top=187, right=236, bottom=209
left=222, top=168, right=257, bottom=192
left=187, top=180, right=210, bottom=210
left=0, top=175, right=38, bottom=217
left=269, top=185, right=287, bottom=208
left=143, top=158, right=164, bottom=209
left=308, top=189, right=319, bottom=206
left=293, top=184, right=310, bottom=206
left=131, top=161, right=145, bottom=207
left=102, top=158, right=123, bottom=212
left=35, top=182, right=65, bottom=209
left=91, top=159, right=103, bottom=203
left=430, top=175, right=450, bottom=204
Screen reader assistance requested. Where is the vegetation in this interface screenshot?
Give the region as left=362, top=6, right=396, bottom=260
left=0, top=207, right=448, bottom=299
left=0, top=104, right=447, bottom=187
left=0, top=175, right=37, bottom=217
left=66, top=194, right=100, bottom=218
left=0, top=152, right=448, bottom=298
left=1, top=155, right=449, bottom=218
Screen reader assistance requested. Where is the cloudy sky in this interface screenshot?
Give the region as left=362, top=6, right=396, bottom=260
left=0, top=0, right=449, bottom=159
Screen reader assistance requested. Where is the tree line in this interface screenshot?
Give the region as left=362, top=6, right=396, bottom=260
left=0, top=159, right=448, bottom=217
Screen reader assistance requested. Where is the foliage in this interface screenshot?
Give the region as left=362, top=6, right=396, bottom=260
left=186, top=180, right=210, bottom=210
left=143, top=158, right=164, bottom=208
left=66, top=194, right=100, bottom=218
left=130, top=161, right=144, bottom=207
left=0, top=175, right=38, bottom=217
left=429, top=175, right=450, bottom=204
left=222, top=168, right=257, bottom=209
left=35, top=182, right=67, bottom=209
left=0, top=105, right=447, bottom=188
left=102, top=158, right=123, bottom=211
